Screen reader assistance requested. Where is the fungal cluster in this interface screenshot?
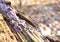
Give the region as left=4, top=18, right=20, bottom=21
left=0, top=0, right=26, bottom=32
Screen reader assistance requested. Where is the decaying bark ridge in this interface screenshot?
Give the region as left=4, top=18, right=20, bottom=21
left=0, top=13, right=17, bottom=42
left=0, top=13, right=46, bottom=42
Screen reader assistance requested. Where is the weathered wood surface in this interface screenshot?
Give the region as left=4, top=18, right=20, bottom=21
left=1, top=0, right=60, bottom=42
